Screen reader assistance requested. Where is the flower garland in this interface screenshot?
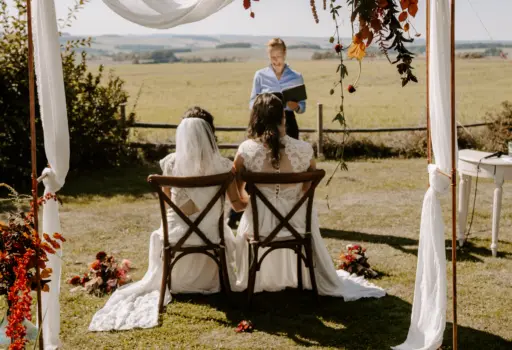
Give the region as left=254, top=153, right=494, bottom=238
left=0, top=184, right=64, bottom=349
left=5, top=250, right=33, bottom=350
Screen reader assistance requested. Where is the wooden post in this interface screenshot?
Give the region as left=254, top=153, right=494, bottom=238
left=26, top=0, right=44, bottom=349
left=120, top=102, right=127, bottom=126
left=450, top=0, right=458, bottom=349
left=317, top=103, right=324, bottom=159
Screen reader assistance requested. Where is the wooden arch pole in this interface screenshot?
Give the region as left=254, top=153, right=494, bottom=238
left=26, top=0, right=45, bottom=349
left=426, top=0, right=432, bottom=166
left=427, top=0, right=458, bottom=348
left=450, top=0, right=458, bottom=348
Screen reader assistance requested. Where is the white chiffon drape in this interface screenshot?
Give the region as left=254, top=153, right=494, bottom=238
left=102, top=0, right=234, bottom=29
left=392, top=0, right=455, bottom=349
left=233, top=136, right=386, bottom=300
left=32, top=1, right=70, bottom=349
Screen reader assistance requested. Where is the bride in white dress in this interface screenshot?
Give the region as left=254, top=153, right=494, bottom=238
left=89, top=108, right=239, bottom=331
left=232, top=93, right=386, bottom=300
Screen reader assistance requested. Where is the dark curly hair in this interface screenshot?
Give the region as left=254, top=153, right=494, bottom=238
left=248, top=93, right=284, bottom=169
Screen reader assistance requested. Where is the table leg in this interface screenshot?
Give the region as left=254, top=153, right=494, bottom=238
left=457, top=173, right=472, bottom=246
left=491, top=175, right=504, bottom=257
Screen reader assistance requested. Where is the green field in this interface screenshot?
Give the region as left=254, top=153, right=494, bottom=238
left=105, top=58, right=512, bottom=144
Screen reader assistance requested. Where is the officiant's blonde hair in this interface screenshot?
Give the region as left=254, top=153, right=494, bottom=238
left=267, top=38, right=286, bottom=53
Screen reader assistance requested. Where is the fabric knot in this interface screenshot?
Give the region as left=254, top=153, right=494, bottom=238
left=42, top=167, right=64, bottom=193
left=428, top=164, right=450, bottom=195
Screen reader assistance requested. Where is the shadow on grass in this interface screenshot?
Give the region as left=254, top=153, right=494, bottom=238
left=321, top=229, right=510, bottom=262
left=59, top=164, right=160, bottom=198
left=172, top=291, right=510, bottom=349
left=321, top=228, right=419, bottom=256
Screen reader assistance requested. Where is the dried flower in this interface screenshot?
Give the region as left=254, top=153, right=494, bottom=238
left=235, top=320, right=254, bottom=333
left=96, top=251, right=107, bottom=261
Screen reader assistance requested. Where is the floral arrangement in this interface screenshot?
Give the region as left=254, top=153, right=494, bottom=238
left=68, top=252, right=132, bottom=296
left=338, top=244, right=378, bottom=278
left=235, top=320, right=254, bottom=333
left=0, top=184, right=63, bottom=350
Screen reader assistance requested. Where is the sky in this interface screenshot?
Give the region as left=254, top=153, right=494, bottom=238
left=49, top=0, right=512, bottom=41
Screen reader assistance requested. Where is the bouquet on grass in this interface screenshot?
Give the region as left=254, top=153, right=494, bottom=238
left=68, top=251, right=132, bottom=296
left=338, top=244, right=378, bottom=278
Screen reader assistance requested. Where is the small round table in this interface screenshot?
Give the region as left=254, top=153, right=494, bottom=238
left=458, top=149, right=512, bottom=257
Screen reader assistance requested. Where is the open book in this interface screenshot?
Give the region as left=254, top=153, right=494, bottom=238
left=282, top=84, right=307, bottom=103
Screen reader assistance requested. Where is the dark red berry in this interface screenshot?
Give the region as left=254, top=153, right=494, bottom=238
left=334, top=44, right=342, bottom=53
left=250, top=11, right=255, bottom=18
left=348, top=85, right=356, bottom=93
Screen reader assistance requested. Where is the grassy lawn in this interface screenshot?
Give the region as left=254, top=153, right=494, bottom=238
left=12, top=158, right=507, bottom=349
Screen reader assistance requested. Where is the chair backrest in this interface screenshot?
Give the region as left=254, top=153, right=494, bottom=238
left=241, top=170, right=326, bottom=245
left=147, top=172, right=235, bottom=251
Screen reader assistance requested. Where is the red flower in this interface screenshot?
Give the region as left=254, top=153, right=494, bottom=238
left=334, top=44, right=342, bottom=53
left=235, top=320, right=254, bottom=333
left=69, top=276, right=81, bottom=285
left=96, top=251, right=107, bottom=261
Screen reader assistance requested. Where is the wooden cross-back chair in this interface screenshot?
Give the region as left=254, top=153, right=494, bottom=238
left=241, top=169, right=326, bottom=305
left=147, top=172, right=234, bottom=313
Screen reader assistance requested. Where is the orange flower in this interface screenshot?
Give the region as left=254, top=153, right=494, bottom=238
left=89, top=260, right=101, bottom=271
left=53, top=232, right=66, bottom=242
left=348, top=41, right=366, bottom=61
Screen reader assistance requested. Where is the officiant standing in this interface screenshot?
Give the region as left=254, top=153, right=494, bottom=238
left=249, top=38, right=306, bottom=139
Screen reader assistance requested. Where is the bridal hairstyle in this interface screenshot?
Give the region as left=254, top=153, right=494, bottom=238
left=182, top=106, right=215, bottom=134
left=248, top=93, right=284, bottom=169
left=173, top=107, right=221, bottom=177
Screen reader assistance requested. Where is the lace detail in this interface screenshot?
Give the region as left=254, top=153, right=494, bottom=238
left=159, top=153, right=175, bottom=176
left=283, top=136, right=314, bottom=173
left=237, top=140, right=267, bottom=172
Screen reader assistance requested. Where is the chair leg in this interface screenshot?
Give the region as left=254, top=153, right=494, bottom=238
left=219, top=247, right=232, bottom=294
left=158, top=251, right=169, bottom=314
left=305, top=238, right=318, bottom=300
left=247, top=243, right=258, bottom=307
left=297, top=245, right=303, bottom=290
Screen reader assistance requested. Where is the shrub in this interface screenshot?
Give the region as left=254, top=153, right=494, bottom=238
left=482, top=101, right=512, bottom=153
left=0, top=0, right=137, bottom=189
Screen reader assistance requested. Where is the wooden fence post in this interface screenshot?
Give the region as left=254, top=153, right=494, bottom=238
left=317, top=102, right=324, bottom=159
left=120, top=102, right=127, bottom=127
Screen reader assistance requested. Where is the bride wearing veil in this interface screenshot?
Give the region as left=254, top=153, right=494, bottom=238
left=89, top=108, right=238, bottom=331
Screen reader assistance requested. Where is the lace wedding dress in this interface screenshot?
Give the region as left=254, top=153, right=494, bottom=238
left=234, top=136, right=386, bottom=300
left=89, top=118, right=237, bottom=332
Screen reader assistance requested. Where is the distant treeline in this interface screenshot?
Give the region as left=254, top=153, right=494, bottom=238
left=288, top=44, right=321, bottom=50
left=115, top=44, right=192, bottom=53
left=109, top=49, right=238, bottom=64
left=216, top=42, right=252, bottom=49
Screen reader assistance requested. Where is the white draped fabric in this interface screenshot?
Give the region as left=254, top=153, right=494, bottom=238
left=102, top=0, right=234, bottom=29
left=32, top=1, right=70, bottom=349
left=392, top=0, right=455, bottom=349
